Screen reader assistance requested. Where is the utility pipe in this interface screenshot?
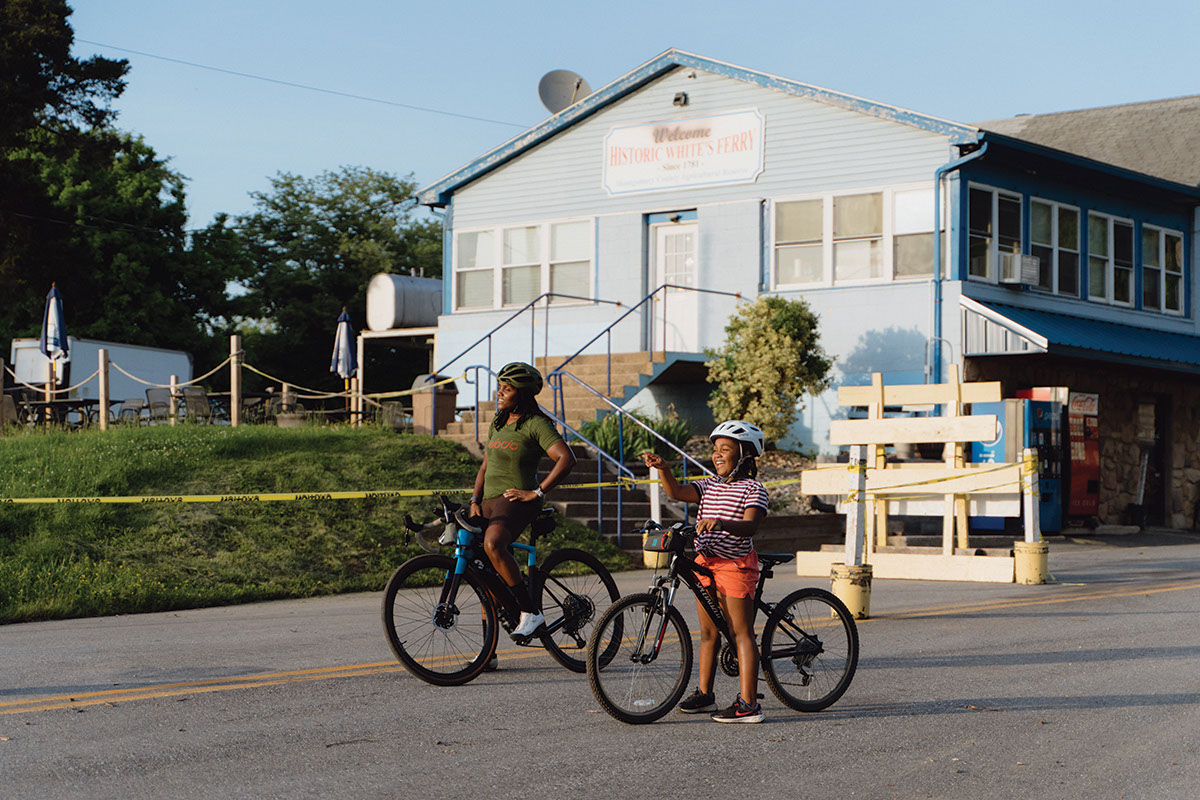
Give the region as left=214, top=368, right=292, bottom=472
left=931, top=141, right=988, bottom=384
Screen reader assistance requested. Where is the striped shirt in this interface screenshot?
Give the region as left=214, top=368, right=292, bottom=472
left=694, top=477, right=769, bottom=559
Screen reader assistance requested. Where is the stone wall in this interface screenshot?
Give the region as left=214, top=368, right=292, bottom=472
left=964, top=355, right=1200, bottom=529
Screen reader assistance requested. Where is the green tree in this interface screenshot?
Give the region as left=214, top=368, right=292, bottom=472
left=706, top=295, right=833, bottom=443
left=2, top=127, right=242, bottom=364
left=233, top=166, right=442, bottom=391
left=0, top=0, right=127, bottom=141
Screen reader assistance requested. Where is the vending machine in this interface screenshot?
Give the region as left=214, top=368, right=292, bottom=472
left=1067, top=393, right=1100, bottom=521
left=969, top=397, right=1064, bottom=533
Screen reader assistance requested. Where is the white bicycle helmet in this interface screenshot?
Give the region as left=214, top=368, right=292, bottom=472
left=709, top=420, right=765, bottom=457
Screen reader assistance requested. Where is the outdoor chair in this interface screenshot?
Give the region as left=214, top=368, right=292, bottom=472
left=118, top=398, right=147, bottom=426
left=180, top=386, right=213, bottom=424
left=145, top=387, right=174, bottom=424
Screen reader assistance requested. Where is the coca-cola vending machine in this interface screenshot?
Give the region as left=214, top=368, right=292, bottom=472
left=1067, top=392, right=1100, bottom=522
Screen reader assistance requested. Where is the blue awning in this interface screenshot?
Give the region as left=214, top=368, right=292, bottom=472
left=961, top=297, right=1200, bottom=373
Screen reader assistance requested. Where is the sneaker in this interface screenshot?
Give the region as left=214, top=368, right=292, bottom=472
left=484, top=654, right=499, bottom=672
left=677, top=688, right=717, bottom=714
left=511, top=611, right=545, bottom=638
left=712, top=696, right=764, bottom=724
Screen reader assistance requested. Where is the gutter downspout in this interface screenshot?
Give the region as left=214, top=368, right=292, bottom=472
left=931, top=140, right=988, bottom=384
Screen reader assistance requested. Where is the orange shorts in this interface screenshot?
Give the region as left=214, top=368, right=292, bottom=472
left=694, top=551, right=759, bottom=599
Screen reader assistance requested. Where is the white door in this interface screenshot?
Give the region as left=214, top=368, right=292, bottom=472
left=650, top=222, right=700, bottom=353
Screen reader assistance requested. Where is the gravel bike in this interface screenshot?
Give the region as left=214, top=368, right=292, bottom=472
left=382, top=495, right=619, bottom=686
left=585, top=520, right=858, bottom=724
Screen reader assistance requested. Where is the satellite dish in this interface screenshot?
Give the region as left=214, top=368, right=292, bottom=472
left=538, top=70, right=592, bottom=114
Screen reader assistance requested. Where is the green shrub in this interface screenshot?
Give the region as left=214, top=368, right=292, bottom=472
left=579, top=410, right=691, bottom=460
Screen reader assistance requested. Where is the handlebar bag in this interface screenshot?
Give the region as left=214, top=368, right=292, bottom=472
left=642, top=530, right=674, bottom=552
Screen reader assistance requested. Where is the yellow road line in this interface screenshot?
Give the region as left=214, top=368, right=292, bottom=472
left=7, top=578, right=1198, bottom=716
left=1, top=646, right=550, bottom=716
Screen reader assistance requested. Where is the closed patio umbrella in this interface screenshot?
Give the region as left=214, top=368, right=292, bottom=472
left=39, top=282, right=70, bottom=387
left=330, top=308, right=357, bottom=413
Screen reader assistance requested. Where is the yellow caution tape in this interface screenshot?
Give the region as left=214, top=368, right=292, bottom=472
left=0, top=472, right=749, bottom=506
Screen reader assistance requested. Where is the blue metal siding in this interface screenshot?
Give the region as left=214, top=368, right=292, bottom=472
left=955, top=159, right=1196, bottom=331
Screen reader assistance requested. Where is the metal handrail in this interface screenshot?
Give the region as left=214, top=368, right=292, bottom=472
left=550, top=369, right=714, bottom=531
left=431, top=292, right=624, bottom=380
left=461, top=363, right=638, bottom=544
left=549, top=283, right=742, bottom=402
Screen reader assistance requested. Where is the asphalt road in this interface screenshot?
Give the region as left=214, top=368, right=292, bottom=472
left=3, top=533, right=1199, bottom=800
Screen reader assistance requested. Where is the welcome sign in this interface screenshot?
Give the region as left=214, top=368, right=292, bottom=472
left=602, top=109, right=764, bottom=195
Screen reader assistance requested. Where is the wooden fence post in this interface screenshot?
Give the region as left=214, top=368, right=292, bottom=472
left=98, top=348, right=109, bottom=431
left=230, top=334, right=242, bottom=427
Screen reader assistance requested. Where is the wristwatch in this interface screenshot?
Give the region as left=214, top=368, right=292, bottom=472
left=534, top=486, right=545, bottom=499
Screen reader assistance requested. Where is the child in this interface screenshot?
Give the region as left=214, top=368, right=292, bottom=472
left=641, top=420, right=769, bottom=723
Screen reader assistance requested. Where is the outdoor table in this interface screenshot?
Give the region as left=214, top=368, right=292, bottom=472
left=20, top=397, right=101, bottom=427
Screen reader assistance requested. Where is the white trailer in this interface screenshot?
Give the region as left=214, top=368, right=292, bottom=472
left=9, top=338, right=194, bottom=403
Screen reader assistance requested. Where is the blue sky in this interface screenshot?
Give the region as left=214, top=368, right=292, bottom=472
left=69, top=0, right=1200, bottom=227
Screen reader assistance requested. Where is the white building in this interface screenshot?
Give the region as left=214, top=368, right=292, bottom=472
left=418, top=49, right=1200, bottom=528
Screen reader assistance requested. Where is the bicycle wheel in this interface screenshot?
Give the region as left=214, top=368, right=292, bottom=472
left=761, top=587, right=858, bottom=712
left=586, top=592, right=692, bottom=724
left=535, top=548, right=620, bottom=673
left=381, top=554, right=498, bottom=686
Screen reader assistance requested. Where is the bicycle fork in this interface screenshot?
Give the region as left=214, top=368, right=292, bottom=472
left=632, top=581, right=680, bottom=664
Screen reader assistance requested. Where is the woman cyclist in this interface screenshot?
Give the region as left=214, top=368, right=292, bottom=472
left=642, top=420, right=769, bottom=723
left=469, top=362, right=576, bottom=647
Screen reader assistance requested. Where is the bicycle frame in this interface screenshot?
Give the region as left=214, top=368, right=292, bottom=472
left=440, top=516, right=583, bottom=642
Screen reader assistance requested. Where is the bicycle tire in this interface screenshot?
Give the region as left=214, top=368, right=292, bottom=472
left=535, top=548, right=620, bottom=673
left=586, top=592, right=693, bottom=725
left=760, top=587, right=858, bottom=712
left=381, top=554, right=498, bottom=686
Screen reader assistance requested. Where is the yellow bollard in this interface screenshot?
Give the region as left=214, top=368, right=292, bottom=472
left=642, top=533, right=669, bottom=569
left=1013, top=540, right=1049, bottom=585
left=830, top=562, right=872, bottom=619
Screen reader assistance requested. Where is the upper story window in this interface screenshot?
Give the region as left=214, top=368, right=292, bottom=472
left=1087, top=212, right=1134, bottom=307
left=968, top=185, right=1021, bottom=282
left=775, top=199, right=823, bottom=284
left=455, top=230, right=494, bottom=310
left=550, top=220, right=592, bottom=303
left=1142, top=225, right=1184, bottom=314
left=454, top=219, right=593, bottom=311
left=1030, top=199, right=1080, bottom=297
left=833, top=193, right=883, bottom=281
left=772, top=185, right=937, bottom=287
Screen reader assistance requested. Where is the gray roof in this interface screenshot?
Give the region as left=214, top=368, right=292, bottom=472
left=977, top=95, right=1200, bottom=187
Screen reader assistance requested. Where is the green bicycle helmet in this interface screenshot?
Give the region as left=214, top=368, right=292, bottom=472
left=497, top=361, right=544, bottom=394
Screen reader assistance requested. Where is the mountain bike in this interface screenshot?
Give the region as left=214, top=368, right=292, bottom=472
left=381, top=495, right=619, bottom=686
left=585, top=520, right=858, bottom=724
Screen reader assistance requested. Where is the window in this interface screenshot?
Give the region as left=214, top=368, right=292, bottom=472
left=454, top=220, right=593, bottom=311
left=1142, top=225, right=1184, bottom=314
left=773, top=186, right=939, bottom=286
left=833, top=193, right=882, bottom=281
left=1030, top=199, right=1080, bottom=296
left=455, top=230, right=494, bottom=309
left=775, top=199, right=823, bottom=284
left=550, top=221, right=591, bottom=302
left=502, top=226, right=540, bottom=307
left=893, top=188, right=936, bottom=278
left=968, top=186, right=1021, bottom=282
left=1087, top=213, right=1133, bottom=306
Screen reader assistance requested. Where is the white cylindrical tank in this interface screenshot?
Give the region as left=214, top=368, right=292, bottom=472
left=366, top=273, right=442, bottom=331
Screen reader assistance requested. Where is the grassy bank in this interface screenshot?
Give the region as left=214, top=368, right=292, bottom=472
left=0, top=425, right=630, bottom=624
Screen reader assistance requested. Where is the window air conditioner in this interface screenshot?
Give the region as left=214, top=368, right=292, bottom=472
left=999, top=253, right=1040, bottom=285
